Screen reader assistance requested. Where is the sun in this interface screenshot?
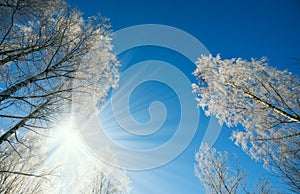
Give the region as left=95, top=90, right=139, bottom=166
left=45, top=115, right=94, bottom=193
left=52, top=117, right=82, bottom=149
left=47, top=115, right=89, bottom=160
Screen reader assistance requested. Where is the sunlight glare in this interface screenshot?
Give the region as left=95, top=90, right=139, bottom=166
left=46, top=115, right=95, bottom=193
left=48, top=115, right=89, bottom=160
left=53, top=117, right=82, bottom=149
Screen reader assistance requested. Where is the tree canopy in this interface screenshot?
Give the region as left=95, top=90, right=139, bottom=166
left=0, top=0, right=119, bottom=145
left=193, top=55, right=300, bottom=192
left=0, top=0, right=128, bottom=193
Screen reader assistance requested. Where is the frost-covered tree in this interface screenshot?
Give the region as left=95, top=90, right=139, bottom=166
left=192, top=55, right=300, bottom=192
left=89, top=163, right=131, bottom=194
left=47, top=155, right=131, bottom=194
left=195, top=143, right=280, bottom=194
left=195, top=143, right=247, bottom=194
left=254, top=178, right=278, bottom=194
left=0, top=0, right=123, bottom=192
left=47, top=162, right=130, bottom=194
left=0, top=133, right=55, bottom=194
left=0, top=0, right=119, bottom=145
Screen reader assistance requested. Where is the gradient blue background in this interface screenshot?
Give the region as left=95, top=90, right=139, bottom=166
left=67, top=1, right=300, bottom=193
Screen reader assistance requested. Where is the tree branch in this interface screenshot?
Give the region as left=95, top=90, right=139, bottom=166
left=0, top=99, right=50, bottom=145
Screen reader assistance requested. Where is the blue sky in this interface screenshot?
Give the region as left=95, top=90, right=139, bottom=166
left=67, top=1, right=300, bottom=193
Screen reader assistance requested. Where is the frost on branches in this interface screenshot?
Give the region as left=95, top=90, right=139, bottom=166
left=0, top=0, right=119, bottom=145
left=195, top=143, right=279, bottom=194
left=0, top=133, right=55, bottom=194
left=192, top=55, right=300, bottom=191
left=47, top=158, right=131, bottom=194
left=195, top=143, right=247, bottom=194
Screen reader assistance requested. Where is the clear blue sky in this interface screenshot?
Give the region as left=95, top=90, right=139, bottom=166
left=67, top=1, right=300, bottom=193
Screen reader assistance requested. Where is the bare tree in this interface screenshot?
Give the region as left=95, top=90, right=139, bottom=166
left=89, top=163, right=131, bottom=194
left=0, top=133, right=56, bottom=194
left=195, top=143, right=247, bottom=194
left=254, top=178, right=278, bottom=194
left=195, top=143, right=280, bottom=194
left=192, top=55, right=300, bottom=192
left=46, top=156, right=131, bottom=194
left=0, top=0, right=122, bottom=192
left=0, top=0, right=119, bottom=146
